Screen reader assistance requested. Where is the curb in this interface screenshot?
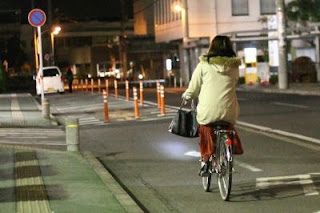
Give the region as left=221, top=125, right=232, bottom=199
left=82, top=151, right=144, bottom=213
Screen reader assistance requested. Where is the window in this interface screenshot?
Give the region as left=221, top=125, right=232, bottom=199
left=260, top=0, right=276, bottom=15
left=232, top=0, right=249, bottom=16
left=43, top=68, right=60, bottom=77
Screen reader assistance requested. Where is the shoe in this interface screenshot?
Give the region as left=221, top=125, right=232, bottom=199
left=199, top=161, right=210, bottom=177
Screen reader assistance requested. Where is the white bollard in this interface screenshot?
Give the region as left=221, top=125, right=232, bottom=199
left=66, top=118, right=80, bottom=151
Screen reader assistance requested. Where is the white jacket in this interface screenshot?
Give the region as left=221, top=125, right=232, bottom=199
left=182, top=56, right=241, bottom=125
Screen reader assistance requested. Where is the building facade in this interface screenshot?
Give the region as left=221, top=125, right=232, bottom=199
left=151, top=0, right=278, bottom=84
left=139, top=0, right=320, bottom=83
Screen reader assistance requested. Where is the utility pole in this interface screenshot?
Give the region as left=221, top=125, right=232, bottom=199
left=48, top=0, right=55, bottom=65
left=48, top=0, right=52, bottom=25
left=119, top=0, right=128, bottom=80
left=276, top=0, right=288, bottom=89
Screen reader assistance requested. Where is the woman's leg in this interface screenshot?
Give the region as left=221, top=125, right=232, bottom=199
left=198, top=125, right=215, bottom=162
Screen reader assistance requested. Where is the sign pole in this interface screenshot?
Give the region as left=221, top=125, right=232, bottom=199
left=28, top=9, right=46, bottom=104
left=37, top=26, right=45, bottom=102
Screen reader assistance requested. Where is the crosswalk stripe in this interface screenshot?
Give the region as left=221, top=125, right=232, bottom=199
left=80, top=120, right=103, bottom=124
left=0, top=132, right=64, bottom=135
left=79, top=117, right=97, bottom=121
left=139, top=116, right=173, bottom=122
left=57, top=104, right=102, bottom=110
left=6, top=136, right=49, bottom=139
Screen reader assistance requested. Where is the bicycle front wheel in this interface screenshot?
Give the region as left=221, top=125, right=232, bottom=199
left=217, top=140, right=233, bottom=201
left=202, top=173, right=211, bottom=192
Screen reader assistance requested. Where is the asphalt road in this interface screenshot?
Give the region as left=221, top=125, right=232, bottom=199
left=45, top=89, right=320, bottom=213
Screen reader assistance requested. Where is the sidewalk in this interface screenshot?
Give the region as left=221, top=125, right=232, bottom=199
left=0, top=93, right=143, bottom=213
left=0, top=93, right=56, bottom=127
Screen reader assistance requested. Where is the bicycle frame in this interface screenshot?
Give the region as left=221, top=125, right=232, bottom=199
left=214, top=129, right=235, bottom=161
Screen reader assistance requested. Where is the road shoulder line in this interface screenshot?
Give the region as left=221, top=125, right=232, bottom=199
left=158, top=102, right=320, bottom=149
left=237, top=121, right=320, bottom=146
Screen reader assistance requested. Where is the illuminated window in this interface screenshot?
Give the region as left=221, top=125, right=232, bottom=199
left=260, top=0, right=276, bottom=15
left=231, top=0, right=249, bottom=16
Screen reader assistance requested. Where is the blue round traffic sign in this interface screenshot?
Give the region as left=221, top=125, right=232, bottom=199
left=28, top=9, right=46, bottom=27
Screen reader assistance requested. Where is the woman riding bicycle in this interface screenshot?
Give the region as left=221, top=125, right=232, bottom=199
left=182, top=35, right=243, bottom=174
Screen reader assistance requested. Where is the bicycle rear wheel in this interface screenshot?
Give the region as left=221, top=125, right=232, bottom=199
left=217, top=140, right=232, bottom=201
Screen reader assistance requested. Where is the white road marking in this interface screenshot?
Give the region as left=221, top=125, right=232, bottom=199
left=57, top=103, right=102, bottom=110
left=156, top=114, right=175, bottom=118
left=237, top=121, right=272, bottom=131
left=237, top=121, right=320, bottom=145
left=257, top=174, right=319, bottom=196
left=0, top=132, right=63, bottom=136
left=80, top=120, right=104, bottom=125
left=271, top=129, right=320, bottom=145
left=158, top=103, right=319, bottom=149
left=184, top=151, right=201, bottom=157
left=79, top=117, right=98, bottom=121
left=0, top=129, right=64, bottom=137
left=272, top=102, right=309, bottom=109
left=139, top=116, right=173, bottom=122
left=236, top=160, right=263, bottom=172
left=184, top=150, right=262, bottom=172
left=6, top=136, right=48, bottom=139
left=150, top=110, right=176, bottom=114
left=0, top=141, right=66, bottom=146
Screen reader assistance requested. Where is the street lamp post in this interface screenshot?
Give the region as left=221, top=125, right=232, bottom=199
left=173, top=0, right=190, bottom=85
left=50, top=26, right=61, bottom=65
left=40, top=26, right=61, bottom=66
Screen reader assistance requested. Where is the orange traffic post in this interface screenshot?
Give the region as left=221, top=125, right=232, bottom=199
left=98, top=78, right=101, bottom=94
left=133, top=87, right=140, bottom=118
left=105, top=79, right=109, bottom=96
left=85, top=79, right=88, bottom=92
left=139, top=81, right=144, bottom=105
left=125, top=80, right=129, bottom=101
left=103, top=90, right=109, bottom=122
left=160, top=85, right=166, bottom=116
left=156, top=80, right=160, bottom=108
left=91, top=79, right=94, bottom=94
left=114, top=79, right=118, bottom=99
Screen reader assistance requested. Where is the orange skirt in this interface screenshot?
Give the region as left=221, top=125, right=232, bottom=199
left=198, top=124, right=243, bottom=158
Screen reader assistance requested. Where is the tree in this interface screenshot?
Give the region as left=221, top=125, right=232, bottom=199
left=286, top=0, right=320, bottom=26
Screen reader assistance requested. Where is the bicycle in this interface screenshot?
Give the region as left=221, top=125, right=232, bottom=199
left=200, top=120, right=235, bottom=201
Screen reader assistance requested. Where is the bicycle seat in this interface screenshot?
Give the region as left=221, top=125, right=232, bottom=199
left=208, top=120, right=231, bottom=129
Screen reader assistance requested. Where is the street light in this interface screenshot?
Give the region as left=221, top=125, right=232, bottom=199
left=50, top=26, right=61, bottom=65
left=173, top=4, right=183, bottom=12
left=172, top=1, right=189, bottom=44
left=172, top=1, right=190, bottom=84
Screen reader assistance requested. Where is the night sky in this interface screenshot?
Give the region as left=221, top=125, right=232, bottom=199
left=0, top=0, right=133, bottom=23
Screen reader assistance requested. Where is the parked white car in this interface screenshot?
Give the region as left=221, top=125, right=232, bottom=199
left=36, top=66, right=65, bottom=95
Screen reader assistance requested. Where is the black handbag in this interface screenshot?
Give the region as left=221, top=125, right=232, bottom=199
left=168, top=100, right=198, bottom=138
